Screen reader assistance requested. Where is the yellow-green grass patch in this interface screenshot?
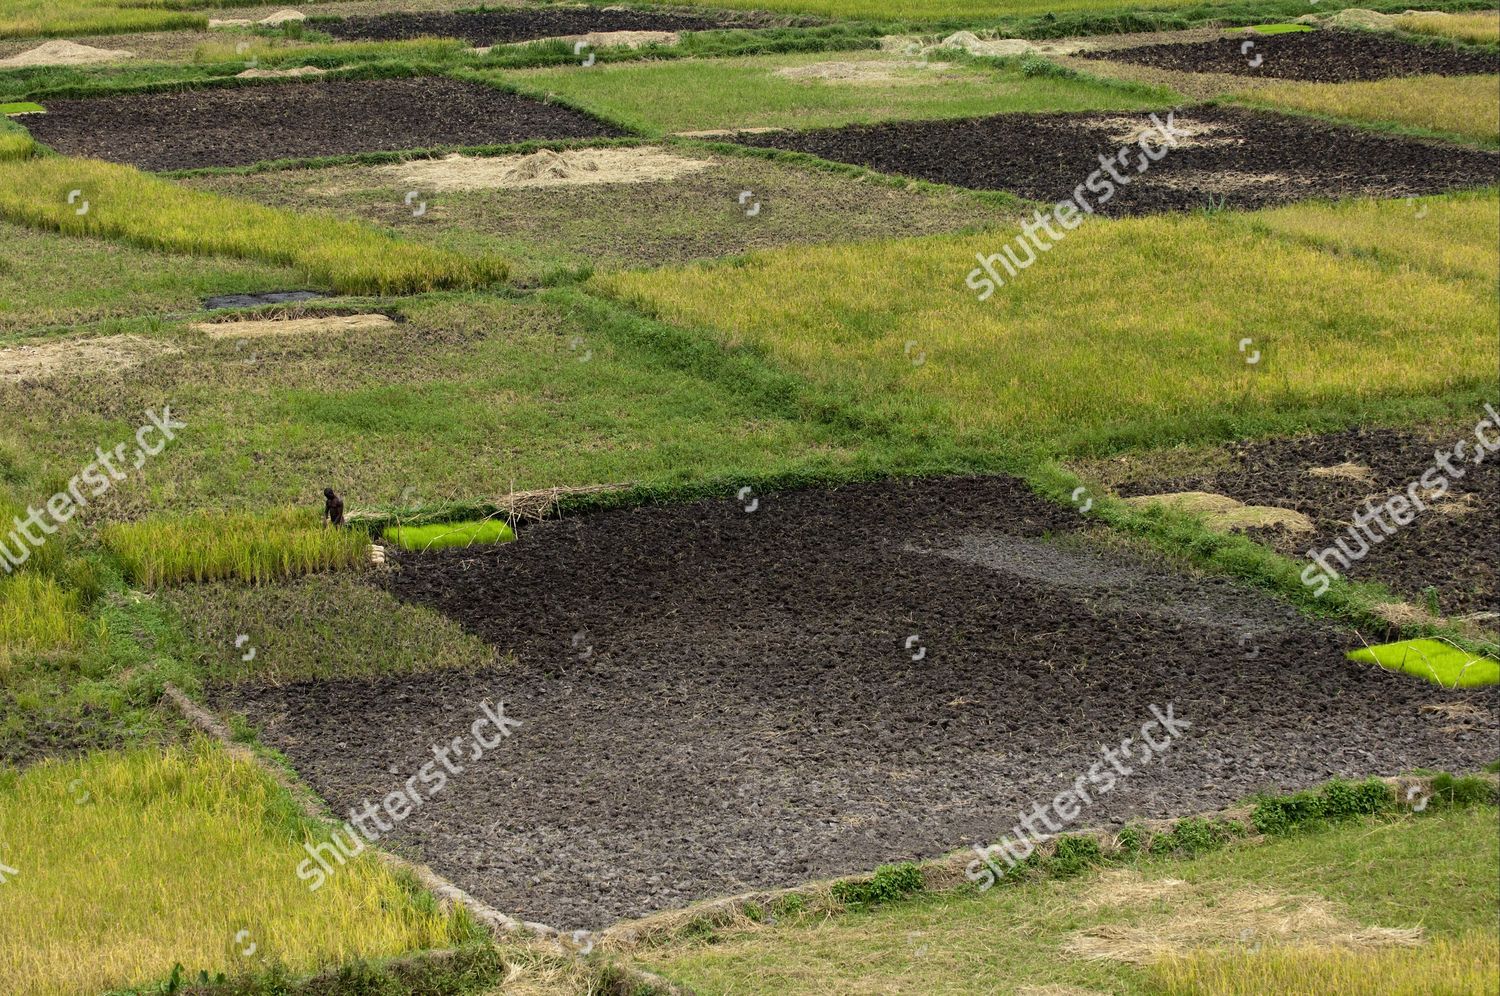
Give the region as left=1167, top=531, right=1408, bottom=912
left=0, top=293, right=880, bottom=521
left=0, top=221, right=310, bottom=335
left=160, top=573, right=497, bottom=684
left=1396, top=10, right=1500, bottom=45
left=502, top=50, right=1175, bottom=136
left=1236, top=74, right=1500, bottom=146
left=1240, top=187, right=1500, bottom=286
left=1150, top=932, right=1499, bottom=995
left=0, top=742, right=475, bottom=996
left=633, top=804, right=1499, bottom=993
left=0, top=572, right=80, bottom=674
left=0, top=156, right=508, bottom=295
left=104, top=508, right=369, bottom=588
left=0, top=0, right=203, bottom=40
left=595, top=193, right=1499, bottom=457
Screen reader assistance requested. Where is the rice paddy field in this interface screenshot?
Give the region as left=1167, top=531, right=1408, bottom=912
left=0, top=1, right=1496, bottom=994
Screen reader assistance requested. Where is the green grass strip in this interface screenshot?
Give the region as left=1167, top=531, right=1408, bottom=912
left=382, top=519, right=516, bottom=552
left=0, top=155, right=508, bottom=294
left=1348, top=638, right=1500, bottom=688
left=0, top=101, right=43, bottom=115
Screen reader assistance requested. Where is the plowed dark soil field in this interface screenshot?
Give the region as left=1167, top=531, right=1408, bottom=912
left=317, top=7, right=765, bottom=46
left=23, top=77, right=625, bottom=171
left=1079, top=29, right=1500, bottom=82
left=1110, top=426, right=1500, bottom=616
left=218, top=477, right=1499, bottom=931
left=731, top=106, right=1500, bottom=214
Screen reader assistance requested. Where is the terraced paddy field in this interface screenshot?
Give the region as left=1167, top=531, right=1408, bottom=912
left=1, top=2, right=1497, bottom=994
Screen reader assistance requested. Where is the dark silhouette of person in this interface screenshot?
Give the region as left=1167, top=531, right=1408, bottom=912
left=323, top=488, right=345, bottom=528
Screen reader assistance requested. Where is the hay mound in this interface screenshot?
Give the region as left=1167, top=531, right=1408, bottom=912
left=1064, top=876, right=1423, bottom=965
left=673, top=126, right=784, bottom=138
left=1296, top=9, right=1395, bottom=31
left=1097, top=113, right=1236, bottom=149
left=0, top=40, right=133, bottom=68
left=883, top=31, right=1089, bottom=59
left=775, top=59, right=953, bottom=83
left=1079, top=870, right=1191, bottom=911
left=1122, top=491, right=1313, bottom=534
left=210, top=8, right=305, bottom=28
left=1307, top=461, right=1374, bottom=483
left=236, top=66, right=327, bottom=79
left=383, top=148, right=712, bottom=191
left=566, top=29, right=679, bottom=48
left=190, top=314, right=395, bottom=339
left=0, top=335, right=165, bottom=383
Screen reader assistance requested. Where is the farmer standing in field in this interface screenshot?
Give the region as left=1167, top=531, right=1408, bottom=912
left=323, top=487, right=345, bottom=528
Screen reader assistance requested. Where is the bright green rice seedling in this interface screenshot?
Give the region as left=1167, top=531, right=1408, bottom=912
left=383, top=518, right=516, bottom=552
left=0, top=102, right=43, bottom=115
left=1347, top=638, right=1500, bottom=688
left=0, top=743, right=476, bottom=995
left=104, top=508, right=369, bottom=588
left=0, top=156, right=508, bottom=294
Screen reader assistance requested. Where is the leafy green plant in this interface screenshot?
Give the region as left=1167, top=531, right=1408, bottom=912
left=832, top=862, right=925, bottom=908
left=1048, top=834, right=1103, bottom=875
